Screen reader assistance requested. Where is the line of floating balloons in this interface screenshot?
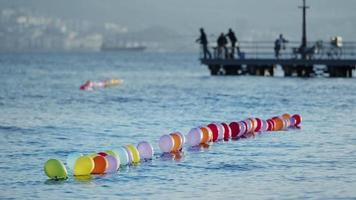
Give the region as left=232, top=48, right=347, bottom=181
left=44, top=113, right=302, bottom=180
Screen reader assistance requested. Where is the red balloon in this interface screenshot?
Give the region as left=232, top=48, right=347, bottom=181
left=97, top=152, right=108, bottom=157
left=229, top=122, right=240, bottom=138
left=292, top=114, right=302, bottom=127
left=92, top=155, right=107, bottom=174
left=255, top=118, right=262, bottom=132
left=207, top=123, right=219, bottom=142
left=221, top=122, right=231, bottom=141
left=266, top=119, right=274, bottom=131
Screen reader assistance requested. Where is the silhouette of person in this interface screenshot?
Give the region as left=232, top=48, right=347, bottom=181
left=226, top=28, right=240, bottom=58
left=196, top=28, right=212, bottom=59
left=217, top=33, right=228, bottom=58
left=274, top=34, right=288, bottom=58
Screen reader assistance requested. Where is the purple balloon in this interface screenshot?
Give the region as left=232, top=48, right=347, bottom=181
left=137, top=141, right=154, bottom=160
left=159, top=135, right=174, bottom=153
left=105, top=155, right=118, bottom=173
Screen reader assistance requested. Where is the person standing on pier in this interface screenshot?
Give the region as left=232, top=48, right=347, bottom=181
left=217, top=33, right=228, bottom=59
left=196, top=28, right=212, bottom=59
left=274, top=34, right=289, bottom=58
left=226, top=28, right=240, bottom=58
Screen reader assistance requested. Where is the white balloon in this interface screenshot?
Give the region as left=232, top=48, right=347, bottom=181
left=215, top=123, right=224, bottom=140
left=260, top=120, right=268, bottom=132
left=238, top=122, right=246, bottom=137
left=187, top=128, right=202, bottom=146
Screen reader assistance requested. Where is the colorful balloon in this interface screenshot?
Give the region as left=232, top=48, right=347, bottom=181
left=159, top=134, right=174, bottom=153
left=44, top=159, right=68, bottom=180
left=272, top=117, right=284, bottom=131
left=73, top=156, right=95, bottom=176
left=126, top=144, right=140, bottom=163
left=221, top=122, right=231, bottom=140
left=292, top=114, right=302, bottom=127
left=207, top=123, right=219, bottom=142
left=105, top=155, right=119, bottom=173
left=199, top=127, right=210, bottom=144
left=187, top=128, right=202, bottom=146
left=137, top=141, right=154, bottom=160
left=254, top=118, right=262, bottom=132
left=290, top=117, right=296, bottom=127
left=170, top=132, right=183, bottom=152
left=175, top=132, right=186, bottom=144
left=266, top=119, right=274, bottom=131
left=238, top=121, right=247, bottom=137
left=97, top=152, right=108, bottom=157
left=260, top=120, right=268, bottom=132
left=91, top=155, right=107, bottom=174
left=283, top=119, right=290, bottom=130
left=244, top=119, right=252, bottom=133
left=126, top=147, right=133, bottom=164
left=281, top=113, right=291, bottom=120
left=66, top=152, right=82, bottom=171
left=248, top=118, right=257, bottom=132
left=112, top=147, right=129, bottom=166
left=105, top=150, right=117, bottom=157
left=216, top=123, right=224, bottom=140
left=229, top=121, right=240, bottom=138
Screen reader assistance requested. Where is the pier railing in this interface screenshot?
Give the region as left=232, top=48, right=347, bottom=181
left=200, top=41, right=356, bottom=60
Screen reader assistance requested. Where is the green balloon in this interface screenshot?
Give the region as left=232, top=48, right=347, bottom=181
left=44, top=159, right=68, bottom=180
left=105, top=150, right=117, bottom=157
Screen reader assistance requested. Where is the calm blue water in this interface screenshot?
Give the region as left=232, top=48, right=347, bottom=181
left=0, top=52, right=356, bottom=199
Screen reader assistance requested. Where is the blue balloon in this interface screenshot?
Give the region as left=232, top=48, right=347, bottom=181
left=66, top=152, right=83, bottom=171
left=112, top=147, right=129, bottom=166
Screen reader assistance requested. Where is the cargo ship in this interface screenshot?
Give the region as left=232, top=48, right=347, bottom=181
left=100, top=42, right=146, bottom=52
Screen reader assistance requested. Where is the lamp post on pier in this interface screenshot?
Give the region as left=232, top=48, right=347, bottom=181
left=299, top=0, right=310, bottom=59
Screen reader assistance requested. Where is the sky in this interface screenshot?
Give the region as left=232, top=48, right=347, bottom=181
left=1, top=0, right=356, bottom=41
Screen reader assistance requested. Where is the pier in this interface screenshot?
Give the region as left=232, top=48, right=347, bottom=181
left=200, top=41, right=356, bottom=77
left=199, top=0, right=356, bottom=77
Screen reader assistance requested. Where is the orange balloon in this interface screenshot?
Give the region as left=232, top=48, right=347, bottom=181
left=170, top=133, right=182, bottom=152
left=272, top=117, right=284, bottom=131
left=249, top=118, right=257, bottom=132
left=281, top=113, right=291, bottom=120
left=91, top=155, right=107, bottom=174
left=206, top=127, right=213, bottom=141
left=200, top=127, right=210, bottom=144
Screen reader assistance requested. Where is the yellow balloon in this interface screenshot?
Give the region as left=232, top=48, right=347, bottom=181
left=127, top=144, right=140, bottom=163
left=74, top=156, right=94, bottom=176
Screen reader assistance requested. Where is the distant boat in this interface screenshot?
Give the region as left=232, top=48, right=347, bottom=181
left=100, top=43, right=146, bottom=52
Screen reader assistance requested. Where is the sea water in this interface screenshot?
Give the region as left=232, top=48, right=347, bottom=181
left=0, top=52, right=356, bottom=199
